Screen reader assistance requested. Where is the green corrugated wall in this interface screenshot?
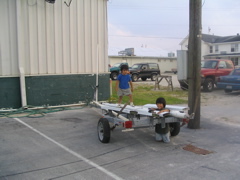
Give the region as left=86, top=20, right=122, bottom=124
left=0, top=74, right=110, bottom=108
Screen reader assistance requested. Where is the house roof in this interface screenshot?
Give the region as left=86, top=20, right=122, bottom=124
left=202, top=33, right=240, bottom=43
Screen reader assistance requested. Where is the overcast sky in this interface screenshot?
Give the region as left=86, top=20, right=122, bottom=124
left=107, top=0, right=240, bottom=57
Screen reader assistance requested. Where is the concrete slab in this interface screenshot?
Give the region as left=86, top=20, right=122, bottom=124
left=0, top=85, right=240, bottom=180
left=1, top=99, right=240, bottom=180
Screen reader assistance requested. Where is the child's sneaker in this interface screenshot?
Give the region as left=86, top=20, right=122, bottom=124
left=130, top=102, right=134, bottom=107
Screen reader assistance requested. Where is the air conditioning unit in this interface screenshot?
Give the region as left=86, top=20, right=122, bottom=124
left=45, top=0, right=56, bottom=3
left=220, top=51, right=226, bottom=54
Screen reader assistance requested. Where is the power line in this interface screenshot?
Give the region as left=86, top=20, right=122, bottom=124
left=109, top=23, right=240, bottom=27
left=108, top=35, right=184, bottom=39
left=108, top=4, right=240, bottom=11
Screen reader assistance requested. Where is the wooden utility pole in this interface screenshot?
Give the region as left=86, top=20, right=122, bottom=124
left=187, top=0, right=202, bottom=129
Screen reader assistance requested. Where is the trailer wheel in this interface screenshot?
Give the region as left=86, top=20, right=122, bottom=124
left=170, top=122, right=180, bottom=136
left=97, top=118, right=111, bottom=143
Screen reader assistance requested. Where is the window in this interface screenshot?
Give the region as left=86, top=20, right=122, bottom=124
left=215, top=45, right=219, bottom=53
left=131, top=64, right=141, bottom=69
left=231, top=57, right=239, bottom=66
left=149, top=63, right=159, bottom=69
left=201, top=60, right=217, bottom=69
left=226, top=61, right=234, bottom=68
left=218, top=61, right=227, bottom=68
left=141, top=65, right=148, bottom=70
left=231, top=44, right=238, bottom=52
left=233, top=69, right=240, bottom=75
left=209, top=46, right=213, bottom=53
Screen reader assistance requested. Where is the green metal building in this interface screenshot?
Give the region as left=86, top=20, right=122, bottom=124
left=0, top=0, right=109, bottom=108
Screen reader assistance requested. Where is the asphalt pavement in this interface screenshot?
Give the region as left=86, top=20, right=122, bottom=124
left=0, top=76, right=240, bottom=180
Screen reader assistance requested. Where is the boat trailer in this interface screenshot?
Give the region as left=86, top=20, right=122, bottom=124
left=93, top=101, right=190, bottom=143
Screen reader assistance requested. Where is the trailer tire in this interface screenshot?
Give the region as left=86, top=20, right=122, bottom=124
left=97, top=118, right=110, bottom=143
left=170, top=122, right=180, bottom=136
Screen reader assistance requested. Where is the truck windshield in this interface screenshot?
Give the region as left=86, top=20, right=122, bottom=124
left=131, top=64, right=141, bottom=69
left=201, top=61, right=218, bottom=69
left=112, top=63, right=121, bottom=67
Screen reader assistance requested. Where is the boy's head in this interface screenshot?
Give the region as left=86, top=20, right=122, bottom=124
left=156, top=97, right=166, bottom=109
left=121, top=64, right=129, bottom=75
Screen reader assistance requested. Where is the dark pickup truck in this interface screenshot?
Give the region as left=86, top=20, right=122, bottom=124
left=129, top=63, right=160, bottom=82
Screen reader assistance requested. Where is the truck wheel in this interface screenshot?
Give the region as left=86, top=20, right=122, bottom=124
left=151, top=74, right=157, bottom=81
left=111, top=72, right=118, bottom=80
left=141, top=77, right=147, bottom=81
left=170, top=122, right=180, bottom=136
left=132, top=74, right=138, bottom=82
left=179, top=81, right=188, bottom=90
left=224, top=89, right=232, bottom=93
left=97, top=118, right=110, bottom=143
left=203, top=78, right=214, bottom=92
left=181, top=84, right=188, bottom=90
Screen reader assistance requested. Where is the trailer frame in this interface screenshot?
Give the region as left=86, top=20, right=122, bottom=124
left=94, top=102, right=189, bottom=143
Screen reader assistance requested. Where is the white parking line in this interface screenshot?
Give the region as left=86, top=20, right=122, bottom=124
left=14, top=118, right=123, bottom=180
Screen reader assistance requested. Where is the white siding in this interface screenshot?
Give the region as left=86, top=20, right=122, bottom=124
left=0, top=0, right=18, bottom=76
left=0, top=0, right=108, bottom=76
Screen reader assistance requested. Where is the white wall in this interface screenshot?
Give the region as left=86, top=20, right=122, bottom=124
left=0, top=0, right=108, bottom=76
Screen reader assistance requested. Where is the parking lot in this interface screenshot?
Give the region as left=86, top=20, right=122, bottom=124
left=1, top=74, right=240, bottom=180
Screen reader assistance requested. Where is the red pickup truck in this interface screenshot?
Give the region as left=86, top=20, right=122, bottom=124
left=179, top=59, right=235, bottom=92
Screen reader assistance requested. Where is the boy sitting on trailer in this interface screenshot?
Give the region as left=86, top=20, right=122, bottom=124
left=116, top=64, right=134, bottom=107
left=149, top=97, right=171, bottom=143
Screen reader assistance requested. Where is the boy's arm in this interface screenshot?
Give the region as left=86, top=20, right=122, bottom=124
left=129, top=81, right=133, bottom=92
left=159, top=109, right=170, bottom=113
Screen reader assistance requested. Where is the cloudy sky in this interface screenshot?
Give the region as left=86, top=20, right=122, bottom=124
left=107, top=0, right=240, bottom=57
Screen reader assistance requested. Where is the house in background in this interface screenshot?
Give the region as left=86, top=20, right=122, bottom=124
left=0, top=0, right=109, bottom=109
left=180, top=33, right=240, bottom=66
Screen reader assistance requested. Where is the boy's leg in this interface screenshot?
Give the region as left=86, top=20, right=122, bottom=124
left=155, top=133, right=163, bottom=142
left=129, top=94, right=133, bottom=103
left=117, top=88, right=123, bottom=106
left=128, top=94, right=134, bottom=106
left=162, top=131, right=170, bottom=143
left=118, top=96, right=123, bottom=104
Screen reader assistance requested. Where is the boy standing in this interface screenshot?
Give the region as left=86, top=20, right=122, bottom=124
left=116, top=65, right=134, bottom=107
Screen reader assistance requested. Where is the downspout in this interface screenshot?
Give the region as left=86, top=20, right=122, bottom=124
left=96, top=44, right=99, bottom=102
left=16, top=0, right=27, bottom=107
